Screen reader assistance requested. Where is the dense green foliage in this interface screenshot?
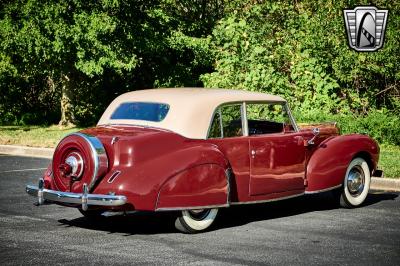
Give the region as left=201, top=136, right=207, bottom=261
left=0, top=1, right=399, bottom=144
left=201, top=1, right=400, bottom=114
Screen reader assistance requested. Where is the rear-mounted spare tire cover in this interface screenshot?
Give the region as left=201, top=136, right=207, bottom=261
left=52, top=133, right=108, bottom=193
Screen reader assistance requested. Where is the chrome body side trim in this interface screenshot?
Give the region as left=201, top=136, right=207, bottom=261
left=26, top=184, right=126, bottom=207
left=305, top=184, right=342, bottom=194
left=71, top=133, right=108, bottom=190
left=155, top=203, right=229, bottom=211
left=230, top=192, right=305, bottom=205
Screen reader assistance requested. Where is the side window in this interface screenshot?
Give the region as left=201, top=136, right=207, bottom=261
left=246, top=103, right=294, bottom=135
left=208, top=110, right=222, bottom=138
left=221, top=104, right=242, bottom=137
left=208, top=104, right=243, bottom=138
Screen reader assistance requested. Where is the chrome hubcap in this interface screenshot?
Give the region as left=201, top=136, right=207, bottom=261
left=65, top=152, right=84, bottom=178
left=347, top=165, right=365, bottom=196
left=188, top=209, right=210, bottom=221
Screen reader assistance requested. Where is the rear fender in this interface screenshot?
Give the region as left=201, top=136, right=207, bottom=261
left=306, top=134, right=379, bottom=193
left=93, top=143, right=229, bottom=211
left=155, top=163, right=229, bottom=210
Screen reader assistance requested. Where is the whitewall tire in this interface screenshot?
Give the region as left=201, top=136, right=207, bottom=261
left=339, top=157, right=371, bottom=208
left=175, top=208, right=218, bottom=233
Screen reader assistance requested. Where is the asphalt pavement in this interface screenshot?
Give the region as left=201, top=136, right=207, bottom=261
left=0, top=154, right=399, bottom=265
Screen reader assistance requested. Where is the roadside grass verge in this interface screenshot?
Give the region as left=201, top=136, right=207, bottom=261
left=0, top=125, right=82, bottom=148
left=379, top=145, right=400, bottom=179
left=0, top=125, right=398, bottom=178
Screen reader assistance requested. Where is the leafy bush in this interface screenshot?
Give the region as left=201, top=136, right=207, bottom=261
left=0, top=0, right=399, bottom=146
left=294, top=109, right=400, bottom=146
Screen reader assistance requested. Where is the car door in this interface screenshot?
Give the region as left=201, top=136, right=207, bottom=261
left=247, top=102, right=306, bottom=196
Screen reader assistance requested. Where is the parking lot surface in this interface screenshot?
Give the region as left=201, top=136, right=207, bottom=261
left=0, top=155, right=399, bottom=265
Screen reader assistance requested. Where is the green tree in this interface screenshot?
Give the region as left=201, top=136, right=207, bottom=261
left=0, top=0, right=137, bottom=126
left=0, top=0, right=224, bottom=125
left=201, top=0, right=400, bottom=116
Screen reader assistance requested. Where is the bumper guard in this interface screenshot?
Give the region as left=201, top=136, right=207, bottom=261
left=26, top=178, right=127, bottom=210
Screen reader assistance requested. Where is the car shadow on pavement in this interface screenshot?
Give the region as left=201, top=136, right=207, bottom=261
left=213, top=191, right=398, bottom=230
left=57, top=191, right=398, bottom=234
left=58, top=211, right=179, bottom=235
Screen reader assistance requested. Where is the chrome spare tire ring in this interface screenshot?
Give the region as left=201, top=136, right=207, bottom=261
left=72, top=133, right=108, bottom=190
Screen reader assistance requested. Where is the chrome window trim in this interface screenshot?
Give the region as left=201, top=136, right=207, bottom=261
left=206, top=101, right=244, bottom=139
left=206, top=100, right=295, bottom=139
left=218, top=108, right=224, bottom=138
left=241, top=102, right=249, bottom=136
left=243, top=100, right=299, bottom=135
left=284, top=102, right=299, bottom=132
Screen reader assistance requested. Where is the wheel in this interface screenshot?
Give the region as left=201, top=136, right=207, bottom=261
left=175, top=208, right=218, bottom=233
left=79, top=209, right=104, bottom=220
left=338, top=157, right=371, bottom=208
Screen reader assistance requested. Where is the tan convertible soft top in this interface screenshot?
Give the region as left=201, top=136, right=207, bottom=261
left=98, top=88, right=286, bottom=139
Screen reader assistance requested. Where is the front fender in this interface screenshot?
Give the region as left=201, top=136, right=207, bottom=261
left=306, top=134, right=379, bottom=193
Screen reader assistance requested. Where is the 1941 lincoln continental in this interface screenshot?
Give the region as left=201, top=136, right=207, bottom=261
left=26, top=88, right=381, bottom=233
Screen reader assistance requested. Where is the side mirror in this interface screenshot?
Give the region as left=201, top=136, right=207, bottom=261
left=307, top=127, right=320, bottom=145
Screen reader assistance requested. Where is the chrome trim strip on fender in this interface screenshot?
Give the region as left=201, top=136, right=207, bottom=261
left=26, top=183, right=126, bottom=207
left=305, top=184, right=342, bottom=194
left=107, top=170, right=121, bottom=184
left=155, top=203, right=229, bottom=212
left=230, top=192, right=305, bottom=205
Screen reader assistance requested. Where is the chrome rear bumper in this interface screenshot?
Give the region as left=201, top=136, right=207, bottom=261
left=26, top=178, right=127, bottom=210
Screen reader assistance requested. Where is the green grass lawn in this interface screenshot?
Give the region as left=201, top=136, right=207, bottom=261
left=0, top=125, right=398, bottom=178
left=0, top=125, right=82, bottom=148
left=379, top=145, right=400, bottom=179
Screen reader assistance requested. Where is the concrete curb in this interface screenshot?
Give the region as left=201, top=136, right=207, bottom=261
left=371, top=177, right=400, bottom=192
left=0, top=144, right=54, bottom=159
left=0, top=144, right=399, bottom=191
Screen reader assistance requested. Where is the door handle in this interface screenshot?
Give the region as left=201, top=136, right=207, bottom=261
left=251, top=150, right=256, bottom=158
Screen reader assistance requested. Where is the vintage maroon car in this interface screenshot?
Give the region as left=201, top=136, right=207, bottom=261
left=26, top=88, right=381, bottom=233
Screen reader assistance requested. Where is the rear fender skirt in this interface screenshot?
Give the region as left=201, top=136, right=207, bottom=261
left=305, top=134, right=379, bottom=193
left=155, top=164, right=229, bottom=211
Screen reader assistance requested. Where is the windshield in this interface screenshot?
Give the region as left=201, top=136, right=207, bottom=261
left=110, top=102, right=170, bottom=122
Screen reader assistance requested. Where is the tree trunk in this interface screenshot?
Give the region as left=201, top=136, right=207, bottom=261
left=58, top=74, right=75, bottom=127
